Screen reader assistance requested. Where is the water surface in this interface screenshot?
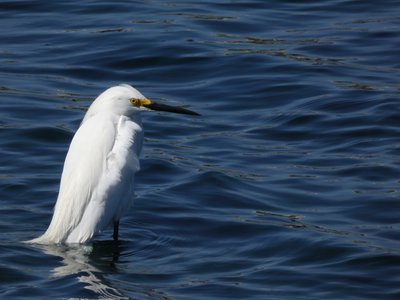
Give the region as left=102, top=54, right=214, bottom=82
left=1, top=0, right=400, bottom=299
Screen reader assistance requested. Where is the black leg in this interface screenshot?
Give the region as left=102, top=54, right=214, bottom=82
left=113, top=220, right=119, bottom=241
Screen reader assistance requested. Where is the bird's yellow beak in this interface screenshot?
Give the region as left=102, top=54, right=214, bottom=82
left=130, top=98, right=200, bottom=116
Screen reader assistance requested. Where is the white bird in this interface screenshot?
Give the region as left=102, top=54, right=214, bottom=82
left=28, top=84, right=199, bottom=244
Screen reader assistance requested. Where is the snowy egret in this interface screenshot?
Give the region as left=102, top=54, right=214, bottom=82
left=28, top=84, right=199, bottom=244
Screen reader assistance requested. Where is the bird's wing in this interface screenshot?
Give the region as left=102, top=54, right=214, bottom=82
left=65, top=115, right=143, bottom=243
left=41, top=113, right=118, bottom=243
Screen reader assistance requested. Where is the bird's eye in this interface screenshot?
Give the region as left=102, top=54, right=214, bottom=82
left=130, top=98, right=140, bottom=107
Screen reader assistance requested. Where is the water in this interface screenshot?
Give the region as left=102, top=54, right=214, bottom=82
left=1, top=0, right=399, bottom=298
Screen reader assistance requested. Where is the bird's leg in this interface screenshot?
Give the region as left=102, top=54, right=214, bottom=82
left=113, top=220, right=119, bottom=241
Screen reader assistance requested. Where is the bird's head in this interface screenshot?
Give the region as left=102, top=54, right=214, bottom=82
left=87, top=84, right=200, bottom=118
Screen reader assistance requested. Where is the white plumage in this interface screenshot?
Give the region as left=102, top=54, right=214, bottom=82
left=30, top=84, right=145, bottom=244
left=28, top=84, right=199, bottom=244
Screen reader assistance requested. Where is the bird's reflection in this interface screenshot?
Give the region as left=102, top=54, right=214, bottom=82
left=34, top=240, right=127, bottom=299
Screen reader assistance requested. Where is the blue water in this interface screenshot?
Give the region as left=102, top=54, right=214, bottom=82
left=1, top=0, right=400, bottom=299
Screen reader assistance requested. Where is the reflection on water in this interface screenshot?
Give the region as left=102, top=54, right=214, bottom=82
left=35, top=242, right=126, bottom=299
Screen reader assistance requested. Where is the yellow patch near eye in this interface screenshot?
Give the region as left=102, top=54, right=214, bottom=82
left=130, top=98, right=152, bottom=107
left=140, top=98, right=152, bottom=106
left=130, top=98, right=140, bottom=107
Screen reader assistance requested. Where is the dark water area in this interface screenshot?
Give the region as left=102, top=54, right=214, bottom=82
left=1, top=0, right=400, bottom=299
